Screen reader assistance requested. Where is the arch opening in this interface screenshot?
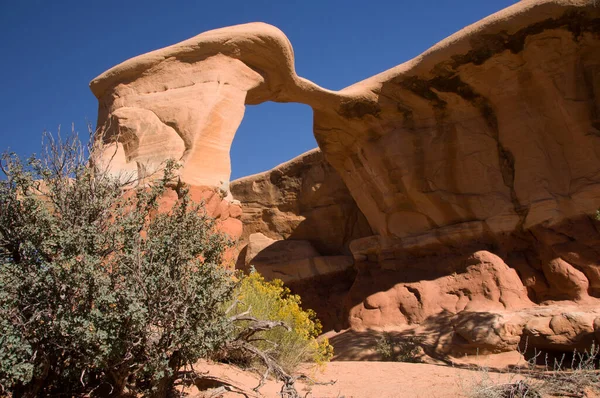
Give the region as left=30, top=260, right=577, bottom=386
left=230, top=102, right=316, bottom=181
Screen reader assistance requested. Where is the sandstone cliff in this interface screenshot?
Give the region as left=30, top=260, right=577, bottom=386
left=230, top=148, right=372, bottom=256
left=91, top=0, right=600, bottom=364
left=229, top=149, right=371, bottom=331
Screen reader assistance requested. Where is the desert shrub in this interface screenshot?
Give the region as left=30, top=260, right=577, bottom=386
left=0, top=132, right=235, bottom=397
left=471, top=379, right=542, bottom=398
left=225, top=270, right=333, bottom=372
left=375, top=334, right=395, bottom=361
left=374, top=333, right=422, bottom=362
left=469, top=343, right=600, bottom=398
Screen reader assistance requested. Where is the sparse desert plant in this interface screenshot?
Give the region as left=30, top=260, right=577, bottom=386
left=0, top=130, right=235, bottom=397
left=375, top=333, right=395, bottom=361
left=375, top=333, right=422, bottom=363
left=537, top=343, right=600, bottom=396
left=470, top=373, right=542, bottom=398
left=469, top=342, right=600, bottom=398
left=223, top=270, right=334, bottom=373
left=0, top=129, right=309, bottom=398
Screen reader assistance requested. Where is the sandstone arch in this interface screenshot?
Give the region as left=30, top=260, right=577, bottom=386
left=92, top=1, right=600, bottom=242
left=90, top=22, right=350, bottom=189
left=91, top=0, right=600, bottom=361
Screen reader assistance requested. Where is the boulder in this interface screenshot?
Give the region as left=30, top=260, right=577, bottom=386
left=242, top=232, right=353, bottom=284
left=346, top=251, right=533, bottom=330
left=254, top=256, right=354, bottom=285
left=244, top=232, right=320, bottom=268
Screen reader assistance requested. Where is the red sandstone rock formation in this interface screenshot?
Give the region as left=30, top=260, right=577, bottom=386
left=157, top=185, right=243, bottom=253
left=90, top=0, right=600, bottom=364
left=229, top=150, right=371, bottom=330
left=230, top=149, right=372, bottom=255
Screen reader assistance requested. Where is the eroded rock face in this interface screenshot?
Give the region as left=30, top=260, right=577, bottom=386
left=243, top=232, right=353, bottom=285
left=319, top=2, right=600, bottom=309
left=347, top=251, right=533, bottom=330
left=90, top=23, right=344, bottom=189
left=230, top=149, right=372, bottom=255
left=91, top=0, right=600, bottom=364
left=230, top=151, right=368, bottom=330
left=93, top=53, right=261, bottom=189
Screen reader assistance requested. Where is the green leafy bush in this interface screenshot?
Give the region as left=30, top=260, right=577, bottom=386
left=226, top=271, right=334, bottom=372
left=0, top=132, right=235, bottom=397
left=375, top=333, right=422, bottom=362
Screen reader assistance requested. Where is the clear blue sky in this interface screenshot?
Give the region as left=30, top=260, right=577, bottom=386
left=0, top=0, right=516, bottom=180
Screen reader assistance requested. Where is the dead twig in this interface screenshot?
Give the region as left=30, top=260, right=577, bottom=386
left=226, top=315, right=299, bottom=398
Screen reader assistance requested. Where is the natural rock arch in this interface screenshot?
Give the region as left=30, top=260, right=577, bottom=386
left=91, top=1, right=600, bottom=243
left=90, top=22, right=349, bottom=190
left=91, top=1, right=600, bottom=362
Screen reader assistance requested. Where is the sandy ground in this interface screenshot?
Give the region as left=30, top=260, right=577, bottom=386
left=177, top=327, right=600, bottom=398
left=178, top=360, right=524, bottom=398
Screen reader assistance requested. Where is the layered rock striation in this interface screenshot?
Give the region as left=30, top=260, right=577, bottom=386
left=91, top=0, right=600, bottom=362
left=229, top=150, right=371, bottom=330
left=230, top=148, right=372, bottom=256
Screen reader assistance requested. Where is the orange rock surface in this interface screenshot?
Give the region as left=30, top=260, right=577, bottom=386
left=230, top=149, right=372, bottom=255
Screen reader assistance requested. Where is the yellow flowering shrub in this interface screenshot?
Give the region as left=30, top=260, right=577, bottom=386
left=231, top=271, right=334, bottom=372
